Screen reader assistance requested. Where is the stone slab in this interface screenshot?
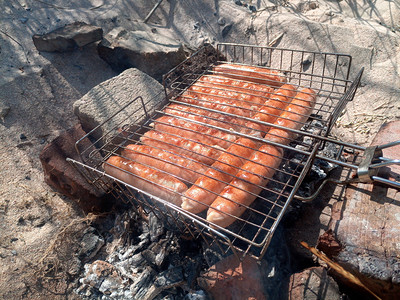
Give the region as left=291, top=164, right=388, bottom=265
left=32, top=21, right=103, bottom=52
left=97, top=27, right=186, bottom=81
left=73, top=68, right=165, bottom=142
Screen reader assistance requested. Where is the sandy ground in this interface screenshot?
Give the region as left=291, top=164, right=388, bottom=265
left=0, top=0, right=399, bottom=298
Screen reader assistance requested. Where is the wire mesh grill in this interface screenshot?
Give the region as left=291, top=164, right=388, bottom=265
left=68, top=43, right=362, bottom=260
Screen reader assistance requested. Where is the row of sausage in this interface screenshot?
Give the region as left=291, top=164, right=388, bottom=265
left=104, top=63, right=316, bottom=228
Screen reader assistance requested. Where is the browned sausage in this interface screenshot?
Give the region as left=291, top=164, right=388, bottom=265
left=199, top=75, right=274, bottom=97
left=164, top=103, right=241, bottom=131
left=103, top=156, right=187, bottom=206
left=164, top=103, right=244, bottom=132
left=181, top=138, right=258, bottom=213
left=212, top=63, right=287, bottom=87
left=185, top=82, right=263, bottom=118
left=265, top=88, right=317, bottom=145
left=152, top=115, right=237, bottom=149
left=178, top=92, right=251, bottom=119
left=245, top=84, right=297, bottom=136
left=206, top=144, right=283, bottom=228
left=122, top=144, right=208, bottom=183
left=140, top=130, right=222, bottom=165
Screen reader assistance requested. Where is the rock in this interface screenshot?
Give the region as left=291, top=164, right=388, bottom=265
left=221, top=24, right=233, bottom=38
left=97, top=27, right=186, bottom=81
left=326, top=121, right=400, bottom=299
left=285, top=267, right=341, bottom=300
left=198, top=255, right=266, bottom=300
left=309, top=2, right=319, bottom=10
left=73, top=68, right=164, bottom=142
left=39, top=123, right=108, bottom=213
left=217, top=17, right=226, bottom=26
left=32, top=21, right=103, bottom=52
left=0, top=104, right=10, bottom=122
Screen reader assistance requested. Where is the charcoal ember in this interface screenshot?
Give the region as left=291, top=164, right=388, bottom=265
left=143, top=266, right=185, bottom=300
left=130, top=266, right=156, bottom=300
left=202, top=247, right=224, bottom=268
left=142, top=239, right=169, bottom=268
left=78, top=260, right=129, bottom=299
left=115, top=253, right=146, bottom=281
left=184, top=290, right=210, bottom=300
left=149, top=212, right=165, bottom=242
left=78, top=227, right=105, bottom=261
left=183, top=256, right=203, bottom=288
left=155, top=266, right=185, bottom=288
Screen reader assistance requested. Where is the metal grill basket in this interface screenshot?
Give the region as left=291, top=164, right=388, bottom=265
left=67, top=43, right=387, bottom=260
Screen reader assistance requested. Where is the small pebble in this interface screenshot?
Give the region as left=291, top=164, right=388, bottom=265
left=25, top=176, right=31, bottom=180
left=217, top=17, right=225, bottom=26
left=11, top=238, right=18, bottom=242
left=194, top=22, right=200, bottom=30
left=234, top=0, right=243, bottom=6
left=20, top=134, right=27, bottom=140
left=19, top=17, right=28, bottom=24
left=40, top=138, right=46, bottom=144
left=248, top=5, right=257, bottom=12
left=0, top=105, right=10, bottom=122
left=325, top=10, right=334, bottom=17
left=11, top=250, right=17, bottom=256
left=309, top=2, right=318, bottom=10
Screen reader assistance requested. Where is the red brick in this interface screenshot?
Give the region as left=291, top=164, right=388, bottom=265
left=40, top=123, right=107, bottom=212
left=198, top=255, right=266, bottom=300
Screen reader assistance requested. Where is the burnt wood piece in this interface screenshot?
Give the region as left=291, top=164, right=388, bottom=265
left=325, top=121, right=400, bottom=299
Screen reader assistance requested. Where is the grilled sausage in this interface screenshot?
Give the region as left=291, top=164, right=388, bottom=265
left=152, top=115, right=237, bottom=149
left=164, top=103, right=245, bottom=132
left=122, top=144, right=208, bottom=183
left=266, top=88, right=317, bottom=145
left=199, top=75, right=274, bottom=97
left=164, top=103, right=241, bottom=131
left=207, top=144, right=283, bottom=228
left=140, top=130, right=222, bottom=165
left=181, top=138, right=258, bottom=214
left=212, top=63, right=287, bottom=87
left=245, top=84, right=297, bottom=136
left=191, top=81, right=266, bottom=110
left=206, top=88, right=317, bottom=228
left=103, top=156, right=187, bottom=206
left=178, top=92, right=250, bottom=119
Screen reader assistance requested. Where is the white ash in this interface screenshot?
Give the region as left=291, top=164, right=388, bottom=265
left=75, top=207, right=208, bottom=299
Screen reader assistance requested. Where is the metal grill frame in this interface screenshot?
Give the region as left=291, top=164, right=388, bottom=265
left=68, top=43, right=364, bottom=260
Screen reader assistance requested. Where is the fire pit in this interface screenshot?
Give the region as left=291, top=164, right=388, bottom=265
left=67, top=43, right=399, bottom=261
